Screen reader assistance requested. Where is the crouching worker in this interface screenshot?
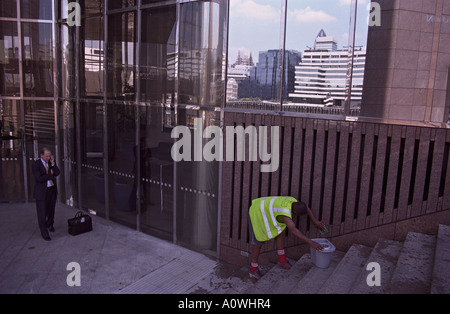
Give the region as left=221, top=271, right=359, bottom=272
left=248, top=196, right=326, bottom=279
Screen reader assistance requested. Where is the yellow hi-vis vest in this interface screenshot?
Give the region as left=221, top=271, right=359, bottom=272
left=249, top=196, right=297, bottom=242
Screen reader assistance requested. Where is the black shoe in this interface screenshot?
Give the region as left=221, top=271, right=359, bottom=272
left=48, top=226, right=55, bottom=232
left=42, top=234, right=51, bottom=241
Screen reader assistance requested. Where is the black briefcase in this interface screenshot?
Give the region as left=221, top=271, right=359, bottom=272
left=68, top=211, right=93, bottom=236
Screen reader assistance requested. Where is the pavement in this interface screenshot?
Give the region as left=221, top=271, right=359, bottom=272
left=0, top=202, right=253, bottom=294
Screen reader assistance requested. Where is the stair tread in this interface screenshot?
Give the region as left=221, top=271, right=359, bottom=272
left=389, top=232, right=436, bottom=294
left=271, top=253, right=315, bottom=294
left=431, top=224, right=450, bottom=294
left=350, top=238, right=403, bottom=294
left=245, top=258, right=297, bottom=294
left=293, top=251, right=345, bottom=294
left=318, top=244, right=372, bottom=294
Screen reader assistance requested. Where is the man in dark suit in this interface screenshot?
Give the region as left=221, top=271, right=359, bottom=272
left=32, top=147, right=60, bottom=241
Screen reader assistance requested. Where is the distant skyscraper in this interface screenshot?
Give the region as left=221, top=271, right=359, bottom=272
left=233, top=51, right=254, bottom=67
left=289, top=30, right=366, bottom=107
left=314, top=29, right=338, bottom=52
left=238, top=49, right=301, bottom=101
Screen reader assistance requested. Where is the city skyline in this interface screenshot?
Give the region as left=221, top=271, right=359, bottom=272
left=229, top=0, right=370, bottom=64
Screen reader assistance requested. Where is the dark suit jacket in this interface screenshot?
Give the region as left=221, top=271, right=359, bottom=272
left=32, top=159, right=60, bottom=200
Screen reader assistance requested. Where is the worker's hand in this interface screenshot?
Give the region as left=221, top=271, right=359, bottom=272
left=309, top=240, right=324, bottom=251
left=313, top=220, right=327, bottom=232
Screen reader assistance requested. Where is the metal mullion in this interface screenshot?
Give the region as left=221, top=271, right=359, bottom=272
left=52, top=0, right=61, bottom=203
left=173, top=0, right=181, bottom=245
left=279, top=0, right=287, bottom=111
left=103, top=0, right=110, bottom=220
left=75, top=0, right=82, bottom=211
left=106, top=7, right=137, bottom=16
left=18, top=18, right=53, bottom=24
left=344, top=0, right=358, bottom=117
left=135, top=0, right=142, bottom=231
left=17, top=0, right=29, bottom=201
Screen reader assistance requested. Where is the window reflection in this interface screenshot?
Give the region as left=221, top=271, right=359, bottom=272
left=82, top=0, right=103, bottom=16
left=82, top=17, right=104, bottom=98
left=0, top=21, right=20, bottom=96
left=0, top=99, right=25, bottom=202
left=108, top=0, right=135, bottom=11
left=60, top=23, right=76, bottom=99
left=80, top=102, right=106, bottom=216
left=107, top=12, right=136, bottom=101
left=0, top=0, right=17, bottom=18
left=21, top=0, right=52, bottom=20
left=139, top=105, right=174, bottom=239
left=179, top=1, right=228, bottom=107
left=108, top=103, right=137, bottom=227
left=140, top=6, right=176, bottom=104
left=22, top=23, right=53, bottom=97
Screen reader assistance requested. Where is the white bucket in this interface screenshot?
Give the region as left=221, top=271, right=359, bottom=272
left=310, top=238, right=336, bottom=269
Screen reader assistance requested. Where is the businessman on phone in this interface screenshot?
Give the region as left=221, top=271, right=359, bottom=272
left=32, top=147, right=60, bottom=241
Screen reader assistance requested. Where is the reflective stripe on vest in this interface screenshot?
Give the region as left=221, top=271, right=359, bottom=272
left=249, top=196, right=296, bottom=242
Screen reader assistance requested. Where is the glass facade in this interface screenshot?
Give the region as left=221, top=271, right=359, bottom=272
left=0, top=0, right=228, bottom=255
left=1, top=0, right=449, bottom=257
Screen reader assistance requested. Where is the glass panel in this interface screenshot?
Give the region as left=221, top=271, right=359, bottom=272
left=0, top=99, right=25, bottom=202
left=60, top=23, right=76, bottom=99
left=22, top=22, right=53, bottom=97
left=226, top=0, right=283, bottom=110
left=175, top=108, right=220, bottom=252
left=142, top=0, right=165, bottom=5
left=140, top=5, right=176, bottom=104
left=79, top=101, right=105, bottom=216
left=108, top=103, right=136, bottom=228
left=283, top=0, right=363, bottom=115
left=108, top=0, right=135, bottom=11
left=21, top=0, right=52, bottom=20
left=139, top=105, right=174, bottom=239
left=59, top=100, right=77, bottom=207
left=0, top=21, right=20, bottom=96
left=179, top=0, right=228, bottom=107
left=107, top=12, right=136, bottom=101
left=83, top=0, right=103, bottom=16
left=82, top=17, right=104, bottom=98
left=0, top=0, right=17, bottom=18
left=24, top=100, right=55, bottom=201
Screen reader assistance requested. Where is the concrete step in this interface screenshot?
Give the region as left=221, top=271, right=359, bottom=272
left=349, top=238, right=403, bottom=294
left=245, top=258, right=296, bottom=294
left=318, top=244, right=372, bottom=294
left=189, top=226, right=448, bottom=295
left=292, top=251, right=345, bottom=294
left=431, top=224, right=450, bottom=294
left=388, top=232, right=436, bottom=294
left=271, top=253, right=315, bottom=294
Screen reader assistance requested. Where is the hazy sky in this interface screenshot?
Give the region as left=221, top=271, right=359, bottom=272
left=228, top=0, right=370, bottom=63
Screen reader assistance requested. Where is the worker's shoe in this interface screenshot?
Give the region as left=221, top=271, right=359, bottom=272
left=277, top=261, right=292, bottom=270
left=249, top=268, right=263, bottom=280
